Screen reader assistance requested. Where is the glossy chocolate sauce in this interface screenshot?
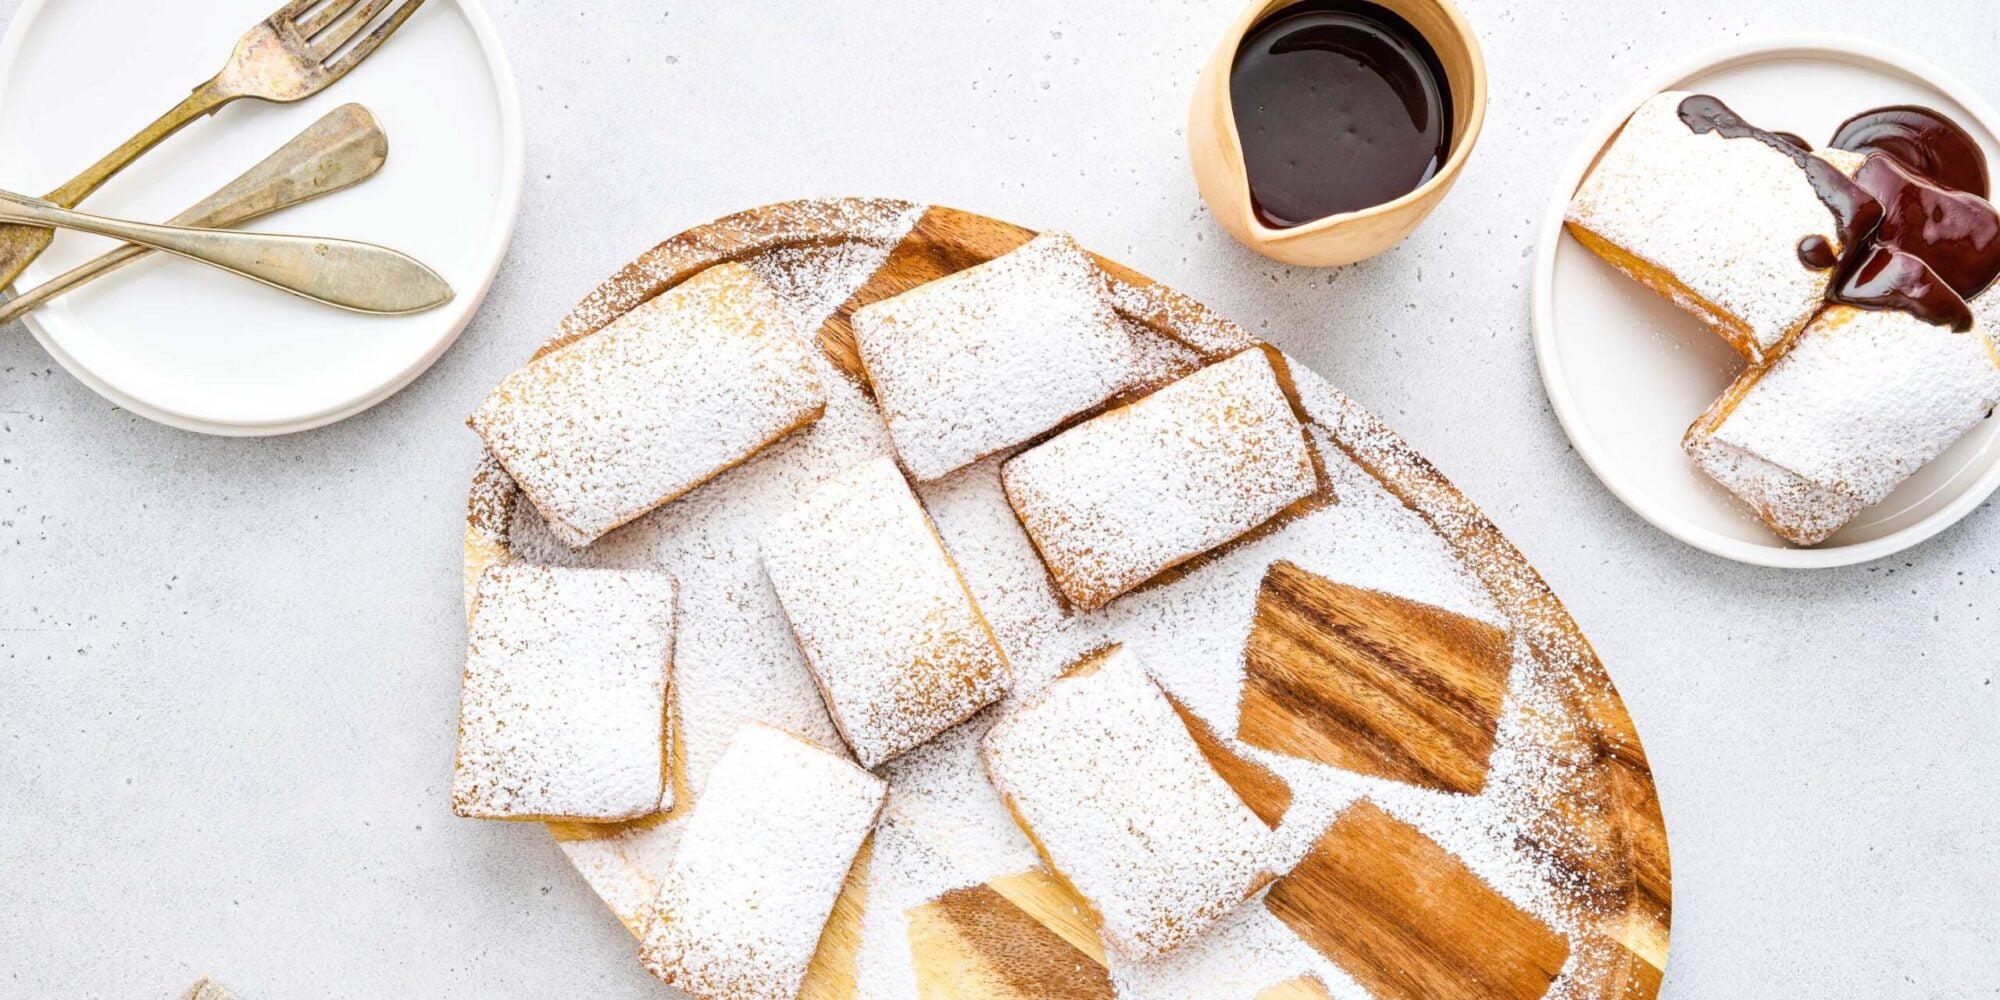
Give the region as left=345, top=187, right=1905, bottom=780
left=1831, top=105, right=1989, bottom=197
left=1771, top=131, right=1814, bottom=152
left=1230, top=0, right=1452, bottom=228
left=1679, top=94, right=2000, bottom=330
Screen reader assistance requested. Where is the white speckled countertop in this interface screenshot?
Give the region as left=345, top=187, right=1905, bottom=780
left=2, top=1, right=1995, bottom=997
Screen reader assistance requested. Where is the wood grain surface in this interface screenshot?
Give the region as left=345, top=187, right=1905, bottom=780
left=1267, top=800, right=1571, bottom=1000
left=1239, top=559, right=1513, bottom=795
left=461, top=199, right=1672, bottom=1000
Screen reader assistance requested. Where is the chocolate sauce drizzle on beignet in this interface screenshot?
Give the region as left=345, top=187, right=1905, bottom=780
left=1678, top=94, right=2000, bottom=331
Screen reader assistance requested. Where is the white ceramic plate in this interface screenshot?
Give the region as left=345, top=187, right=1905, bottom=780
left=1532, top=36, right=2000, bottom=568
left=0, top=0, right=522, bottom=435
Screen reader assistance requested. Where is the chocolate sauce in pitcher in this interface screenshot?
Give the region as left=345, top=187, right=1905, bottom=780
left=1229, top=1, right=1453, bottom=228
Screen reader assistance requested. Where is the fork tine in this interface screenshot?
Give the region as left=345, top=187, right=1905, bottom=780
left=309, top=0, right=392, bottom=58
left=321, top=0, right=426, bottom=76
left=273, top=0, right=322, bottom=21
left=292, top=0, right=367, bottom=39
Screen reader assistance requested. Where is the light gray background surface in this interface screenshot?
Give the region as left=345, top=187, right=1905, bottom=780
left=3, top=1, right=1995, bottom=997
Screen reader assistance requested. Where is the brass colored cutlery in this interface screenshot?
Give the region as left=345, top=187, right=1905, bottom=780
left=0, top=0, right=429, bottom=290
left=0, top=187, right=451, bottom=315
left=0, top=103, right=391, bottom=325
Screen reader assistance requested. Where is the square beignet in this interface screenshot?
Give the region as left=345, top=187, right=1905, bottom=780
left=762, top=457, right=1013, bottom=769
left=1000, top=348, right=1317, bottom=611
left=639, top=724, right=886, bottom=1000
left=852, top=232, right=1136, bottom=480
left=452, top=564, right=676, bottom=822
left=469, top=262, right=826, bottom=547
left=1566, top=91, right=1862, bottom=362
left=1685, top=302, right=2000, bottom=545
left=981, top=646, right=1275, bottom=960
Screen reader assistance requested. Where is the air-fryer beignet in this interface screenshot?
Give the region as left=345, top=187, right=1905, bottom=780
left=452, top=564, right=677, bottom=822
left=1685, top=301, right=2000, bottom=544
left=852, top=232, right=1136, bottom=480
left=1565, top=91, right=1865, bottom=362
left=981, top=646, right=1275, bottom=960
left=1000, top=348, right=1317, bottom=610
left=638, top=724, right=886, bottom=1000
left=762, top=457, right=1012, bottom=769
left=469, top=262, right=826, bottom=548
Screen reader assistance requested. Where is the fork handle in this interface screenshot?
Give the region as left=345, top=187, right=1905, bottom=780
left=0, top=192, right=452, bottom=316
left=0, top=79, right=233, bottom=290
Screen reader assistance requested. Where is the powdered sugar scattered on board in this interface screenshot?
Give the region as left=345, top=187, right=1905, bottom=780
left=554, top=199, right=925, bottom=348
left=510, top=354, right=892, bottom=803
left=473, top=220, right=1646, bottom=1000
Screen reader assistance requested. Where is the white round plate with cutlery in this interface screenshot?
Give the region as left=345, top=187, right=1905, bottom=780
left=1532, top=36, right=2000, bottom=568
left=0, top=0, right=522, bottom=435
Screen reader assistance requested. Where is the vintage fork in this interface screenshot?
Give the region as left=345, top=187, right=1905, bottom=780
left=0, top=0, right=429, bottom=289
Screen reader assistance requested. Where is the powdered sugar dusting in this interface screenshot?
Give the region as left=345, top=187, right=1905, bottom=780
left=474, top=219, right=1654, bottom=1000
left=513, top=367, right=889, bottom=800
left=1106, top=901, right=1351, bottom=1000
left=1001, top=348, right=1318, bottom=611
left=471, top=262, right=827, bottom=547
left=855, top=232, right=1137, bottom=480
left=1682, top=438, right=1864, bottom=545
left=452, top=564, right=675, bottom=822
left=639, top=724, right=886, bottom=1000
left=1106, top=277, right=1256, bottom=356
left=982, top=647, right=1275, bottom=961
left=556, top=199, right=924, bottom=347
left=1687, top=303, right=2000, bottom=544
left=1566, top=91, right=1844, bottom=358
left=762, top=457, right=1013, bottom=769
left=1296, top=366, right=1656, bottom=998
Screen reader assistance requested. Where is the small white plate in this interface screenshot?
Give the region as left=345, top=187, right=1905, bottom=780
left=0, top=0, right=522, bottom=435
left=1532, top=36, right=2000, bottom=568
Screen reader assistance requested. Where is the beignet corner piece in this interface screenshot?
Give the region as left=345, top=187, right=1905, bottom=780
left=639, top=724, right=886, bottom=1000
left=1000, top=347, right=1317, bottom=611
left=852, top=231, right=1137, bottom=480
left=762, top=456, right=1013, bottom=769
left=1684, top=302, right=2000, bottom=545
left=981, top=646, right=1275, bottom=961
left=1565, top=91, right=1860, bottom=362
left=469, top=261, right=827, bottom=548
left=452, top=563, right=677, bottom=822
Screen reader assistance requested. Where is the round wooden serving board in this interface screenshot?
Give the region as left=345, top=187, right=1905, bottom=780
left=461, top=199, right=1672, bottom=1000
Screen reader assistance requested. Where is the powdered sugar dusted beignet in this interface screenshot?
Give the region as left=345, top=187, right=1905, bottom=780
left=981, top=646, right=1275, bottom=960
left=1000, top=348, right=1317, bottom=611
left=852, top=232, right=1136, bottom=479
left=1685, top=302, right=2000, bottom=545
left=762, top=457, right=1012, bottom=769
left=1566, top=92, right=1860, bottom=362
left=639, top=724, right=886, bottom=1000
left=452, top=564, right=676, bottom=822
left=469, top=262, right=826, bottom=548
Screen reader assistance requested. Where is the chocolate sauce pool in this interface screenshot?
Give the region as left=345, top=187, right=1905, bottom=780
left=1832, top=105, right=1989, bottom=198
left=1679, top=94, right=2000, bottom=331
left=1230, top=0, right=1452, bottom=228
